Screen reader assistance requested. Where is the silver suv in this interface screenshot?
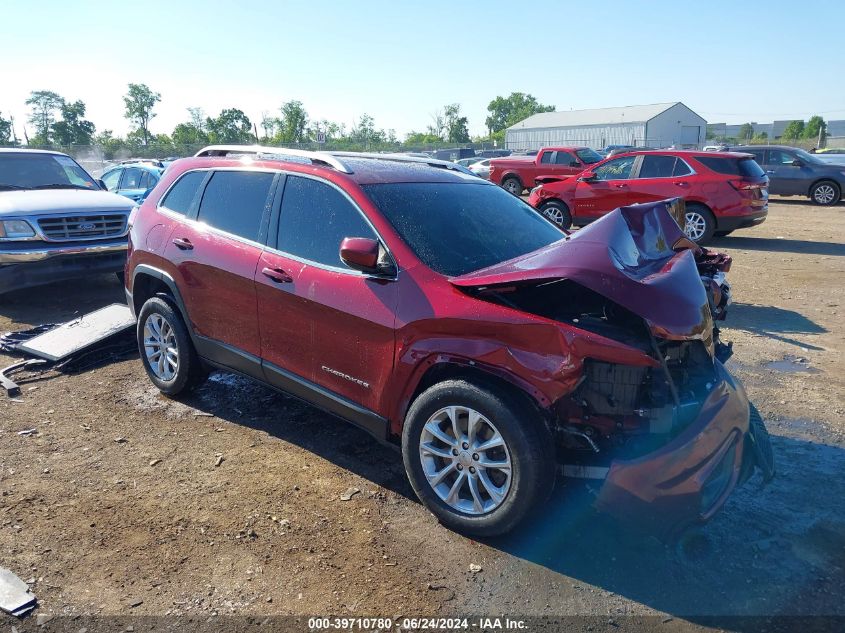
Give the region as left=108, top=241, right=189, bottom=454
left=0, top=149, right=135, bottom=295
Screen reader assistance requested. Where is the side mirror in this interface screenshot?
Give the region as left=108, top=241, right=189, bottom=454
left=97, top=179, right=108, bottom=190
left=578, top=171, right=597, bottom=182
left=340, top=237, right=380, bottom=273
left=791, top=159, right=804, bottom=167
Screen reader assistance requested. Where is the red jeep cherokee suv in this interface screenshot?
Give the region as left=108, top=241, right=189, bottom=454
left=125, top=150, right=771, bottom=537
left=528, top=150, right=768, bottom=243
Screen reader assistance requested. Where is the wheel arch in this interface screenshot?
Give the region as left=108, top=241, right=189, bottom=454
left=131, top=265, right=191, bottom=331
left=501, top=172, right=524, bottom=188
left=392, top=358, right=552, bottom=436
left=807, top=178, right=841, bottom=199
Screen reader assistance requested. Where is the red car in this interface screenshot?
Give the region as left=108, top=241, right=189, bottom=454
left=125, top=150, right=771, bottom=538
left=489, top=147, right=603, bottom=195
left=528, top=150, right=768, bottom=242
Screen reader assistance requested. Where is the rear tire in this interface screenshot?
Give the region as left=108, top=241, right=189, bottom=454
left=137, top=295, right=207, bottom=396
left=809, top=180, right=840, bottom=206
left=684, top=204, right=716, bottom=244
left=539, top=200, right=572, bottom=230
left=501, top=177, right=523, bottom=196
left=402, top=379, right=554, bottom=537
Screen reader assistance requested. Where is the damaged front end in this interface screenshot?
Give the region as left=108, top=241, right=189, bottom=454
left=451, top=199, right=771, bottom=534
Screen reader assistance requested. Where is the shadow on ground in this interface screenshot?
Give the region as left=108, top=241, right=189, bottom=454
left=711, top=234, right=845, bottom=257
left=725, top=302, right=827, bottom=350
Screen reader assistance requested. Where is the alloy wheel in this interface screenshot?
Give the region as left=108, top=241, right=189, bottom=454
left=503, top=179, right=521, bottom=195
left=419, top=406, right=512, bottom=515
left=684, top=211, right=707, bottom=241
left=143, top=313, right=179, bottom=381
left=543, top=206, right=565, bottom=227
left=814, top=184, right=836, bottom=204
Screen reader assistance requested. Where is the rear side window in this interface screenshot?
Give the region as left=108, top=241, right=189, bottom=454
left=696, top=156, right=765, bottom=177
left=196, top=171, right=275, bottom=242
left=554, top=152, right=575, bottom=165
left=160, top=171, right=206, bottom=215
left=638, top=155, right=677, bottom=178
left=539, top=152, right=553, bottom=164
left=277, top=176, right=377, bottom=268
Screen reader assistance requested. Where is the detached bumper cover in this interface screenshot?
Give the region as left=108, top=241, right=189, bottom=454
left=0, top=240, right=127, bottom=293
left=596, top=361, right=751, bottom=535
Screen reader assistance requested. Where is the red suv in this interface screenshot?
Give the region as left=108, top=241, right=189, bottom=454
left=125, top=150, right=771, bottom=537
left=528, top=150, right=768, bottom=242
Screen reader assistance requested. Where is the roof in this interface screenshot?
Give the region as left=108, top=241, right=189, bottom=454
left=178, top=153, right=486, bottom=186
left=507, top=102, right=697, bottom=131
left=104, top=162, right=163, bottom=174
left=0, top=148, right=69, bottom=156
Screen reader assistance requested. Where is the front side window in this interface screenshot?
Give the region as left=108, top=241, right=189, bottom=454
left=196, top=171, right=275, bottom=241
left=160, top=171, right=206, bottom=215
left=362, top=182, right=563, bottom=277
left=593, top=156, right=636, bottom=180
left=121, top=168, right=144, bottom=189
left=767, top=150, right=796, bottom=166
left=575, top=148, right=603, bottom=164
left=277, top=176, right=377, bottom=269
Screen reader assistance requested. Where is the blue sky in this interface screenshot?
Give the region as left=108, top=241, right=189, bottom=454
left=2, top=0, right=843, bottom=139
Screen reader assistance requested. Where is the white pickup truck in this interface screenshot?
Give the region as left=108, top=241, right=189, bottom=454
left=0, top=148, right=135, bottom=295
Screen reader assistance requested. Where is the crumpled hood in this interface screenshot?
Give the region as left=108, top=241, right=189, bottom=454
left=0, top=189, right=135, bottom=216
left=450, top=199, right=713, bottom=341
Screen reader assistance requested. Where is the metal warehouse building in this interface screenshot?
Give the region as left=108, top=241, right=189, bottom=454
left=505, top=102, right=706, bottom=151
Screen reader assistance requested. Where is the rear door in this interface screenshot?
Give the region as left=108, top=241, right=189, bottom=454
left=626, top=154, right=696, bottom=204
left=572, top=154, right=639, bottom=220
left=164, top=169, right=277, bottom=368
left=257, top=174, right=398, bottom=416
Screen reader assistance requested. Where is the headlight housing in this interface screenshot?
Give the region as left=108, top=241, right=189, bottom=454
left=0, top=219, right=37, bottom=240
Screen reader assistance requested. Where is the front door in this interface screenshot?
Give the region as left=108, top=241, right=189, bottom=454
left=572, top=154, right=639, bottom=221
left=257, top=174, right=398, bottom=418
left=765, top=149, right=808, bottom=195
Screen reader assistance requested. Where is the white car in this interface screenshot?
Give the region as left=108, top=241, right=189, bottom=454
left=0, top=149, right=134, bottom=294
left=469, top=158, right=492, bottom=179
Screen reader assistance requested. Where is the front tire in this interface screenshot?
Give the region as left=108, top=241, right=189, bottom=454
left=810, top=180, right=840, bottom=206
left=539, top=200, right=572, bottom=229
left=501, top=177, right=523, bottom=196
left=402, top=379, right=553, bottom=537
left=684, top=204, right=716, bottom=244
left=137, top=295, right=207, bottom=396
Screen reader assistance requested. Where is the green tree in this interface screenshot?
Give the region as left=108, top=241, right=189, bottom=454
left=172, top=122, right=208, bottom=146
left=51, top=100, right=95, bottom=146
left=275, top=100, right=308, bottom=143
left=485, top=92, right=555, bottom=135
left=737, top=123, right=753, bottom=140
left=404, top=131, right=441, bottom=146
left=206, top=108, right=253, bottom=143
left=123, top=83, right=161, bottom=146
left=781, top=120, right=805, bottom=140
left=448, top=116, right=470, bottom=143
left=94, top=130, right=126, bottom=159
left=25, top=90, right=65, bottom=144
left=803, top=115, right=826, bottom=144
left=0, top=112, right=12, bottom=145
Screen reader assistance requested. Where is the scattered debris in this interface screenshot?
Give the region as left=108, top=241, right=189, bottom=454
left=128, top=599, right=143, bottom=608
left=17, top=429, right=37, bottom=436
left=662, top=616, right=674, bottom=623
left=193, top=411, right=214, bottom=418
left=18, top=304, right=134, bottom=362
left=339, top=487, right=360, bottom=501
left=214, top=454, right=224, bottom=467
left=149, top=459, right=161, bottom=467
left=0, top=566, right=37, bottom=617
left=469, top=563, right=482, bottom=574
left=115, top=437, right=128, bottom=444
left=2, top=360, right=48, bottom=398
left=35, top=614, right=53, bottom=625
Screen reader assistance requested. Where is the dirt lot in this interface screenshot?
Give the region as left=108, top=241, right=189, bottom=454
left=1, top=199, right=844, bottom=629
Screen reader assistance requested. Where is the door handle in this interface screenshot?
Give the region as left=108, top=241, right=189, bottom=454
left=765, top=170, right=775, bottom=174
left=673, top=181, right=689, bottom=187
left=261, top=267, right=293, bottom=283
left=172, top=237, right=193, bottom=250
left=614, top=183, right=627, bottom=188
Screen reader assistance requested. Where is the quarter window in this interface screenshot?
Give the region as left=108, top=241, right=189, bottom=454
left=160, top=171, right=206, bottom=215
left=593, top=156, right=636, bottom=180
left=196, top=171, right=275, bottom=242
left=673, top=159, right=692, bottom=177
left=277, top=176, right=377, bottom=269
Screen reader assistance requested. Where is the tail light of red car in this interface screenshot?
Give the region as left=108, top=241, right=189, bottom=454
left=727, top=179, right=764, bottom=191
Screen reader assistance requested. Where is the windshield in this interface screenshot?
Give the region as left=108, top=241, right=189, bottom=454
left=576, top=148, right=603, bottom=164
left=362, top=182, right=565, bottom=277
left=0, top=153, right=99, bottom=190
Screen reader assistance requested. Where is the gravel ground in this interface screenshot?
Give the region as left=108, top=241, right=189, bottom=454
left=1, top=198, right=843, bottom=630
